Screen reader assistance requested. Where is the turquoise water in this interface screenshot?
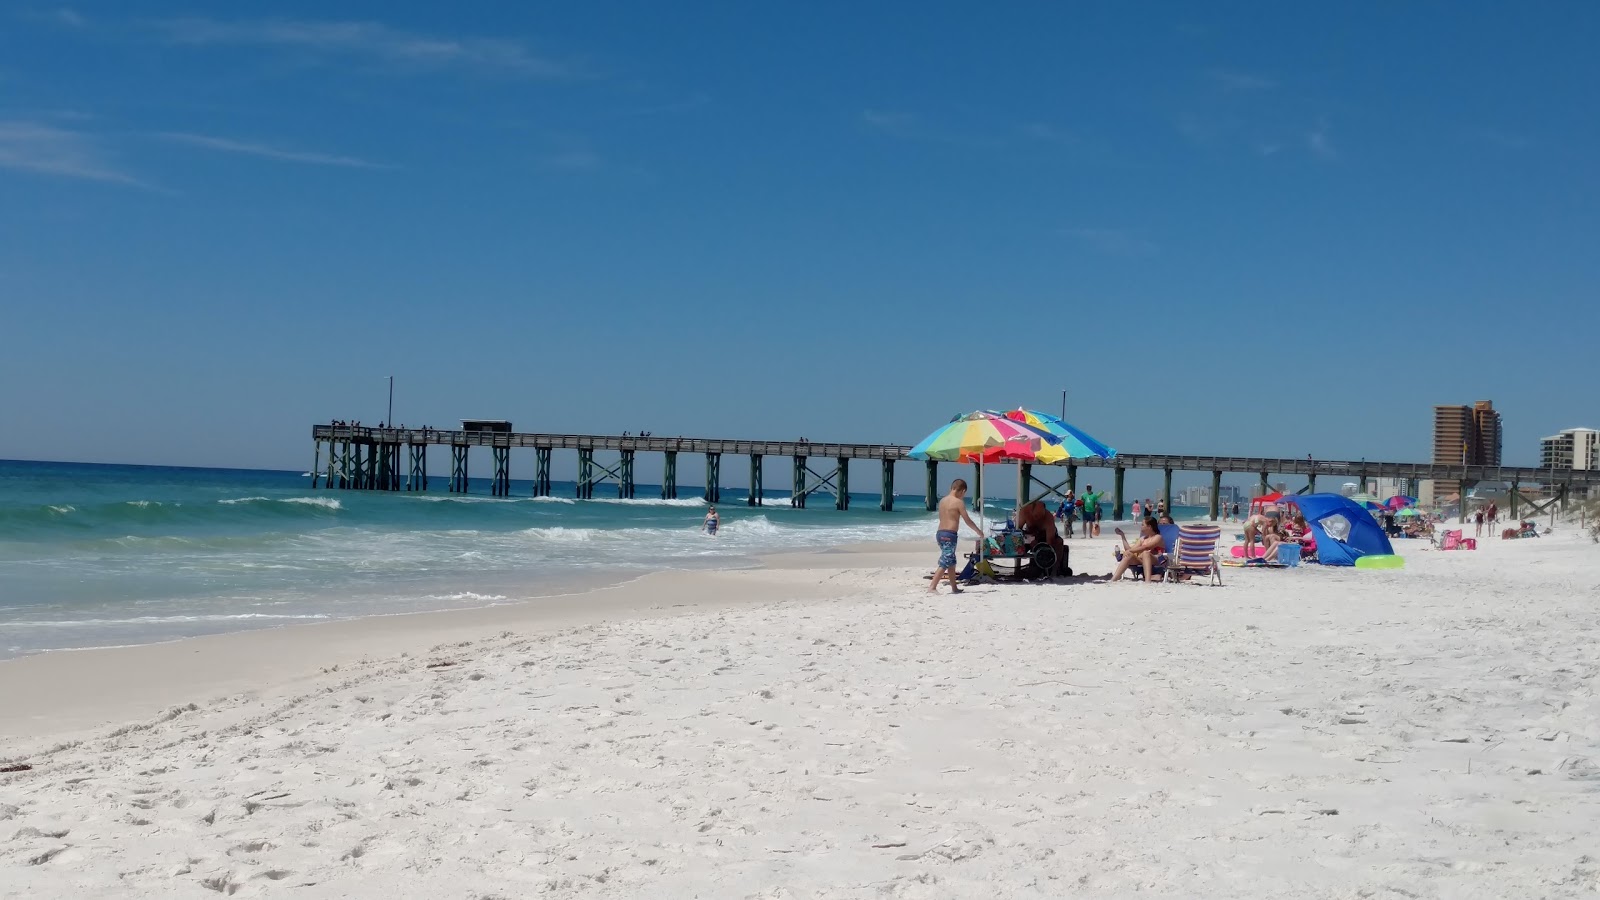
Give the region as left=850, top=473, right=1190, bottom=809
left=0, top=460, right=1205, bottom=657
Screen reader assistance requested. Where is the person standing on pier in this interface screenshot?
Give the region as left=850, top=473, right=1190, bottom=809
left=931, top=479, right=985, bottom=594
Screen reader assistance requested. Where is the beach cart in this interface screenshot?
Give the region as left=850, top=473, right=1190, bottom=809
left=964, top=527, right=1061, bottom=581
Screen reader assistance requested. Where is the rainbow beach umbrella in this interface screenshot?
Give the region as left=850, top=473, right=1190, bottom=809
left=907, top=410, right=1060, bottom=463
left=1002, top=409, right=1117, bottom=463
left=908, top=411, right=1063, bottom=562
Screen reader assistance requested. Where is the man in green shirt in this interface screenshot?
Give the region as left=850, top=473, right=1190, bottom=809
left=1081, top=485, right=1102, bottom=538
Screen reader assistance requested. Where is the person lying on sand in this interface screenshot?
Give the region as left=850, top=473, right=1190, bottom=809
left=1108, top=518, right=1166, bottom=584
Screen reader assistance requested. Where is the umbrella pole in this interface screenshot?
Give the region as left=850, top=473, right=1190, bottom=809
left=978, top=460, right=986, bottom=564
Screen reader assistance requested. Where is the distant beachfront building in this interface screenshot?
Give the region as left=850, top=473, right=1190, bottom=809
left=1540, top=427, right=1600, bottom=471
left=1427, top=400, right=1502, bottom=504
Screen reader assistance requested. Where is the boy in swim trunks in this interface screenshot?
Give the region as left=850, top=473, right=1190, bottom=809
left=931, top=478, right=985, bottom=594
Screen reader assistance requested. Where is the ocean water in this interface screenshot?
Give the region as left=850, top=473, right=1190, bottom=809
left=0, top=460, right=1208, bottom=658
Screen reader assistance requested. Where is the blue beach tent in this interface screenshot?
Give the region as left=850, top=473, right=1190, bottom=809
left=1295, top=493, right=1394, bottom=566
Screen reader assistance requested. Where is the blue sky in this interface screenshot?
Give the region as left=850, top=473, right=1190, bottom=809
left=2, top=3, right=1597, bottom=491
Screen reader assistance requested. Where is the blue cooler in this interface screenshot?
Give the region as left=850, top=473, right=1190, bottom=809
left=1277, top=543, right=1301, bottom=567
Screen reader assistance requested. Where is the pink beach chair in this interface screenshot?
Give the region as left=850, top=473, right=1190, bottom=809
left=1441, top=529, right=1463, bottom=551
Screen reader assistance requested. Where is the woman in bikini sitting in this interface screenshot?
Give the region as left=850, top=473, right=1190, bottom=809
left=1109, top=517, right=1166, bottom=583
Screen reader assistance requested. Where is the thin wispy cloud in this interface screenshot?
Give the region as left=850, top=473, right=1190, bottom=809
left=1208, top=69, right=1276, bottom=92
left=1060, top=227, right=1156, bottom=257
left=859, top=109, right=1001, bottom=149
left=18, top=6, right=85, bottom=27
left=155, top=132, right=396, bottom=169
left=0, top=120, right=144, bottom=186
left=1307, top=120, right=1337, bottom=160
left=1474, top=129, right=1535, bottom=151
left=152, top=17, right=576, bottom=78
left=1021, top=122, right=1081, bottom=146
left=541, top=148, right=602, bottom=171
left=614, top=92, right=711, bottom=117
left=860, top=109, right=918, bottom=138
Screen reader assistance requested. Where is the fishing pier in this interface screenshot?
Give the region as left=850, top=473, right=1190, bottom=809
left=311, top=424, right=1599, bottom=521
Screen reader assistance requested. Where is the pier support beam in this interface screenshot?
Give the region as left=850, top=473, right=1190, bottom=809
left=408, top=443, right=427, bottom=491
left=1067, top=464, right=1077, bottom=497
left=576, top=449, right=594, bottom=499
left=1307, top=473, right=1317, bottom=493
left=449, top=444, right=468, bottom=493
left=491, top=446, right=511, bottom=497
left=1161, top=468, right=1173, bottom=515
left=365, top=443, right=378, bottom=490
left=533, top=447, right=551, bottom=497
left=792, top=456, right=808, bottom=508
left=311, top=441, right=321, bottom=489
left=705, top=453, right=721, bottom=503
left=970, top=463, right=982, bottom=512
left=1259, top=471, right=1270, bottom=498
left=338, top=442, right=351, bottom=489
left=1510, top=479, right=1520, bottom=518
left=387, top=443, right=403, bottom=490
left=835, top=458, right=850, bottom=511
left=661, top=451, right=676, bottom=500
left=1210, top=470, right=1222, bottom=520
left=619, top=450, right=635, bottom=500
left=1114, top=467, right=1126, bottom=521
left=748, top=455, right=763, bottom=506
left=881, top=460, right=895, bottom=511
left=1019, top=463, right=1032, bottom=507
left=924, top=461, right=938, bottom=511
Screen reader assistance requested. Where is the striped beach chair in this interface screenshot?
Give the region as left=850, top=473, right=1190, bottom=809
left=1165, top=524, right=1223, bottom=586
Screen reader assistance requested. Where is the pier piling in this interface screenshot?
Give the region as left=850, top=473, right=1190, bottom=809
left=835, top=458, right=849, bottom=511
left=748, top=455, right=763, bottom=506
left=408, top=443, right=427, bottom=491
left=450, top=444, right=468, bottom=493
left=576, top=449, right=593, bottom=499
left=661, top=450, right=676, bottom=500
left=1209, top=470, right=1221, bottom=520
left=924, top=461, right=938, bottom=511
left=970, top=463, right=982, bottom=512
left=792, top=455, right=808, bottom=508
left=1113, top=466, right=1125, bottom=520
left=620, top=449, right=635, bottom=500
left=491, top=445, right=510, bottom=497
left=705, top=453, right=721, bottom=503
left=1161, top=467, right=1173, bottom=514
left=880, top=460, right=894, bottom=511
left=534, top=447, right=551, bottom=497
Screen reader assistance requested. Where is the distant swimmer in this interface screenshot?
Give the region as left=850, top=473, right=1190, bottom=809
left=704, top=506, right=719, bottom=536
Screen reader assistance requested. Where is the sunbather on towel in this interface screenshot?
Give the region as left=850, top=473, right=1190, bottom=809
left=1109, top=517, right=1165, bottom=584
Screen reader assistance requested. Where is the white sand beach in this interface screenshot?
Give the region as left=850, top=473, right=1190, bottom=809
left=3, top=527, right=1599, bottom=898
